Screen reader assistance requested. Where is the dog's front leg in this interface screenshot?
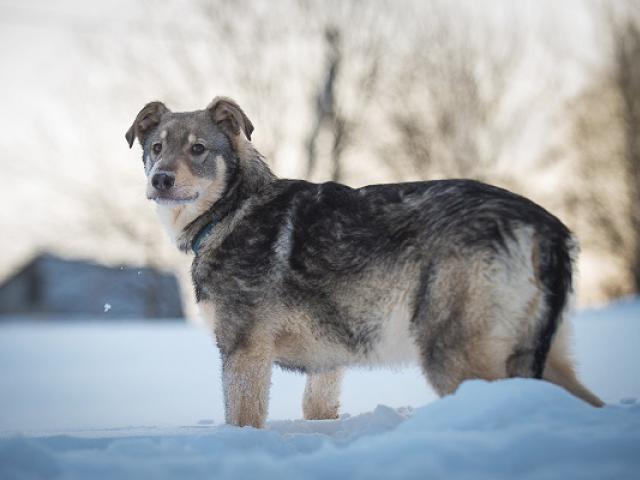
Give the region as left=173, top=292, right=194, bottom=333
left=303, top=368, right=344, bottom=420
left=222, top=342, right=273, bottom=428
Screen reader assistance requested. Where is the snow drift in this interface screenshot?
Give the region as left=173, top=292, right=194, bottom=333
left=1, top=380, right=639, bottom=480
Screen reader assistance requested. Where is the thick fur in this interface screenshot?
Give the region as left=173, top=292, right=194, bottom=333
left=127, top=97, right=604, bottom=428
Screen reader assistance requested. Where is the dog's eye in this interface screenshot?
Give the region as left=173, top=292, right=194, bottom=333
left=191, top=143, right=205, bottom=155
left=152, top=143, right=162, bottom=155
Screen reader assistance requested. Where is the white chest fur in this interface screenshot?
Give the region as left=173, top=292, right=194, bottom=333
left=197, top=300, right=219, bottom=331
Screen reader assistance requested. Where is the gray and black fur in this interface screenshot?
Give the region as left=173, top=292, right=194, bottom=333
left=126, top=97, right=604, bottom=428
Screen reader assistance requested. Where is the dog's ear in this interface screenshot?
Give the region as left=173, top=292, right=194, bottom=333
left=207, top=97, right=254, bottom=142
left=125, top=101, right=170, bottom=148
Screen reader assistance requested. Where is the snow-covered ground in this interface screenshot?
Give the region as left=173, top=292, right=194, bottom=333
left=0, top=298, right=638, bottom=479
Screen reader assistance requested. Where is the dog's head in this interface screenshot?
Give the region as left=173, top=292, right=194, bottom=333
left=125, top=97, right=254, bottom=206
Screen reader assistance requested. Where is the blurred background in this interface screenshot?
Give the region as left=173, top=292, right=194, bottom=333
left=1, top=0, right=639, bottom=321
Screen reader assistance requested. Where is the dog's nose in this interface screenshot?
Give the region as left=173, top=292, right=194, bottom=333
left=151, top=172, right=175, bottom=191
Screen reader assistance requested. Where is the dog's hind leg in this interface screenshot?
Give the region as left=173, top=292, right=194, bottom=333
left=222, top=339, right=274, bottom=428
left=419, top=327, right=503, bottom=397
left=413, top=261, right=504, bottom=397
left=303, top=368, right=344, bottom=420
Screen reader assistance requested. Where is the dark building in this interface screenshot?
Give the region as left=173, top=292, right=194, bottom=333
left=0, top=254, right=184, bottom=320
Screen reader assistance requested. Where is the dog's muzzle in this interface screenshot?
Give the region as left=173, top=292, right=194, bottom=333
left=151, top=172, right=175, bottom=191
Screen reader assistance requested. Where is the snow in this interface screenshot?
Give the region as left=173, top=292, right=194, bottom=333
left=1, top=382, right=638, bottom=480
left=0, top=298, right=639, bottom=479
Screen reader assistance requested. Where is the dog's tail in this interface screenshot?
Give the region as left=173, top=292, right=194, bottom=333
left=505, top=227, right=574, bottom=380
left=532, top=231, right=575, bottom=379
left=534, top=231, right=604, bottom=407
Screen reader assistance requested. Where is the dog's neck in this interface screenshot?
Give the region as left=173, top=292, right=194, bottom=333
left=156, top=143, right=276, bottom=253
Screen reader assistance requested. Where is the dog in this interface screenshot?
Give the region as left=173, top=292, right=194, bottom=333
left=126, top=96, right=604, bottom=428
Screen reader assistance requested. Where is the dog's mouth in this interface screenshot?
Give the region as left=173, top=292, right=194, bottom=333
left=148, top=192, right=200, bottom=205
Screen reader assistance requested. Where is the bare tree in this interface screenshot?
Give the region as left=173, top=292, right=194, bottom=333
left=568, top=1, right=640, bottom=294
left=379, top=2, right=527, bottom=184
left=306, top=27, right=344, bottom=181
left=299, top=0, right=391, bottom=183
left=611, top=7, right=640, bottom=292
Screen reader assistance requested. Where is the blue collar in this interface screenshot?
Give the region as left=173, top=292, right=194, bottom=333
left=191, top=220, right=217, bottom=255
